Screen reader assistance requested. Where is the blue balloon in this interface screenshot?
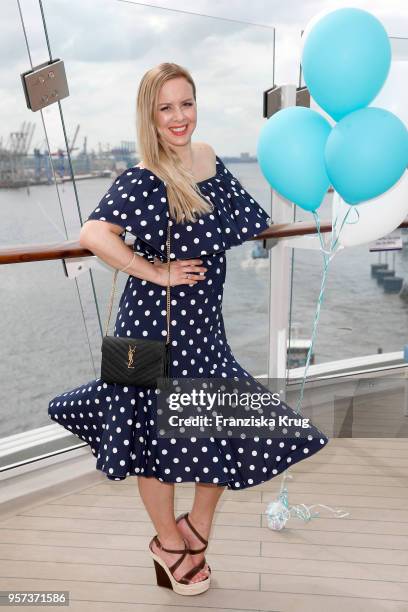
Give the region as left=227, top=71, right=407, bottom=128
left=257, top=106, right=331, bottom=212
left=302, top=8, right=391, bottom=121
left=325, top=107, right=408, bottom=205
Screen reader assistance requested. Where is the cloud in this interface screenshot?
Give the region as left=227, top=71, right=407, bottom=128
left=1, top=0, right=407, bottom=158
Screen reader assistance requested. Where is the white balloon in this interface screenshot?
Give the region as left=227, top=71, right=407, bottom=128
left=332, top=171, right=408, bottom=248
left=370, top=60, right=408, bottom=127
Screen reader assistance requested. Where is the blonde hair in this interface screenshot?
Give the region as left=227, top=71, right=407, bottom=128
left=136, top=62, right=213, bottom=224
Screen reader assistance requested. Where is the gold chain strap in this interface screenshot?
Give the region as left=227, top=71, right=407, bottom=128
left=104, top=220, right=171, bottom=345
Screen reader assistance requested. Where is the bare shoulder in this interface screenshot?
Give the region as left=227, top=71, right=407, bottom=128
left=192, top=142, right=216, bottom=178
left=193, top=141, right=216, bottom=160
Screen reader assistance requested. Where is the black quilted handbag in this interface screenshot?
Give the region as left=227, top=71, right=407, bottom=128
left=100, top=220, right=172, bottom=388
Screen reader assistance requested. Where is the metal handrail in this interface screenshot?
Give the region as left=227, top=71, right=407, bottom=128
left=1, top=218, right=407, bottom=265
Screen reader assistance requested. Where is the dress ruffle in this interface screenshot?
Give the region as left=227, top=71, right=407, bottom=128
left=86, top=156, right=271, bottom=260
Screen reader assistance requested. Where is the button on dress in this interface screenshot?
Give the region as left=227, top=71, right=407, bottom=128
left=48, top=155, right=329, bottom=488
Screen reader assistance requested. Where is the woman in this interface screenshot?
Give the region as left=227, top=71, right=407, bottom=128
left=48, top=62, right=329, bottom=596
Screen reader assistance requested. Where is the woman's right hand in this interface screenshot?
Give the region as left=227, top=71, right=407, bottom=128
left=152, top=257, right=207, bottom=287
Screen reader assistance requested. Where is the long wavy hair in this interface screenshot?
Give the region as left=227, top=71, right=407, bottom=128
left=136, top=63, right=214, bottom=224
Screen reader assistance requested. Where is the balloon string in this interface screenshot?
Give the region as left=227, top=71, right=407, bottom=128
left=293, top=204, right=355, bottom=413
left=267, top=200, right=355, bottom=529
left=265, top=474, right=350, bottom=531
left=294, top=206, right=345, bottom=414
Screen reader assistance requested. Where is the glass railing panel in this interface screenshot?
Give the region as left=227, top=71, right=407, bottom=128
left=39, top=0, right=275, bottom=375
left=1, top=2, right=275, bottom=468
left=286, top=372, right=408, bottom=439
left=0, top=1, right=111, bottom=466
left=222, top=160, right=272, bottom=375
left=0, top=260, right=100, bottom=439
left=1, top=0, right=86, bottom=247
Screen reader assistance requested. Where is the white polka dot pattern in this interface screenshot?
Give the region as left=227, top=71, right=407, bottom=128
left=85, top=156, right=271, bottom=260
left=48, top=156, right=329, bottom=487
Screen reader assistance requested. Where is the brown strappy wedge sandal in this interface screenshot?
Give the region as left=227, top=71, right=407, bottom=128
left=176, top=512, right=212, bottom=575
left=149, top=535, right=210, bottom=596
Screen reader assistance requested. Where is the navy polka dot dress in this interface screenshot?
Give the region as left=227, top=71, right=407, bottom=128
left=48, top=155, right=329, bottom=488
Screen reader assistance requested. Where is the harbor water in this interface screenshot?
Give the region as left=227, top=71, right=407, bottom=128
left=1, top=161, right=407, bottom=436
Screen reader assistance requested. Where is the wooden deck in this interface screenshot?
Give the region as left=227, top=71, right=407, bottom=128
left=0, top=438, right=407, bottom=612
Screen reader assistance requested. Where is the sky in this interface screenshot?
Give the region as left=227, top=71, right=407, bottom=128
left=2, top=0, right=407, bottom=158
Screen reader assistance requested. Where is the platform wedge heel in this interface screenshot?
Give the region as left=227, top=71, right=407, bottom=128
left=149, top=535, right=210, bottom=596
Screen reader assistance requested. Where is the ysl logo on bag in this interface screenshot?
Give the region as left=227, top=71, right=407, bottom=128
left=127, top=344, right=136, bottom=368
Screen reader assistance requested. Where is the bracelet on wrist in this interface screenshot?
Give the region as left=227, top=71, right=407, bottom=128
left=120, top=252, right=136, bottom=273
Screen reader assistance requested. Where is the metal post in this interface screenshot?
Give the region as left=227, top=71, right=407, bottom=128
left=266, top=85, right=297, bottom=382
